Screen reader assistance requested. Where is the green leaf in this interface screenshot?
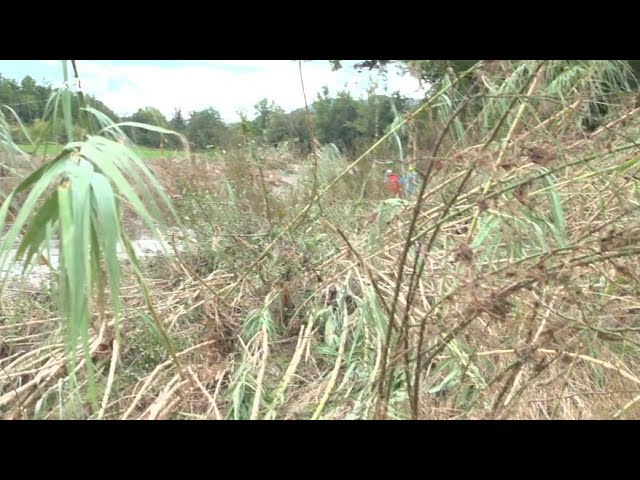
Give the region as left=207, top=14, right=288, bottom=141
left=616, top=156, right=640, bottom=174
left=471, top=214, right=502, bottom=248
left=90, top=172, right=121, bottom=328
left=16, top=193, right=58, bottom=271
left=61, top=61, right=74, bottom=143
left=429, top=367, right=460, bottom=394
left=0, top=157, right=70, bottom=278
left=540, top=171, right=567, bottom=247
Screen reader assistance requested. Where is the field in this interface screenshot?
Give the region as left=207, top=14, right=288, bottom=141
left=2, top=61, right=640, bottom=420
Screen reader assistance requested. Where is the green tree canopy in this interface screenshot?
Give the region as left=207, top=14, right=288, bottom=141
left=123, top=107, right=170, bottom=147
left=186, top=107, right=228, bottom=150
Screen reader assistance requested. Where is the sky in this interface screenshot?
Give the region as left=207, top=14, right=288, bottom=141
left=0, top=60, right=428, bottom=123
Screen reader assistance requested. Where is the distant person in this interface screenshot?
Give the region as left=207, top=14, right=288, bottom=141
left=401, top=166, right=419, bottom=196
left=385, top=169, right=401, bottom=197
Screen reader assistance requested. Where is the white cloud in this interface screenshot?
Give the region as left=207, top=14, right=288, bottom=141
left=70, top=60, right=427, bottom=123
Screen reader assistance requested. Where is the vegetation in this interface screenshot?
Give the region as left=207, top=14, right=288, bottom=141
left=0, top=69, right=418, bottom=157
left=2, top=60, right=640, bottom=420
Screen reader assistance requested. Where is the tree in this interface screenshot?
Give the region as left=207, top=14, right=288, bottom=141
left=85, top=95, right=119, bottom=122
left=252, top=98, right=292, bottom=145
left=251, top=99, right=291, bottom=146
left=169, top=108, right=187, bottom=133
left=253, top=98, right=273, bottom=135
left=312, top=88, right=360, bottom=153
left=186, top=107, right=227, bottom=150
left=0, top=74, right=20, bottom=107
left=288, top=108, right=311, bottom=150
left=264, top=108, right=291, bottom=146
left=0, top=74, right=121, bottom=140
left=167, top=109, right=187, bottom=148
left=124, top=107, right=170, bottom=147
left=18, top=76, right=41, bottom=123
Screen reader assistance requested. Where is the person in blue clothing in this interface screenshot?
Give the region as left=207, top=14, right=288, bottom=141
left=400, top=165, right=419, bottom=196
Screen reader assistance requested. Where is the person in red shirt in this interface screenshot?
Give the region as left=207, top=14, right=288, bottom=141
left=385, top=169, right=401, bottom=197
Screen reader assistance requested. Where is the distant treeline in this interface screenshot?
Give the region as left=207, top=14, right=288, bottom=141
left=4, top=59, right=640, bottom=155
left=0, top=72, right=419, bottom=155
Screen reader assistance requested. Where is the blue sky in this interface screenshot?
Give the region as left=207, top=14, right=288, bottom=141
left=0, top=60, right=427, bottom=123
